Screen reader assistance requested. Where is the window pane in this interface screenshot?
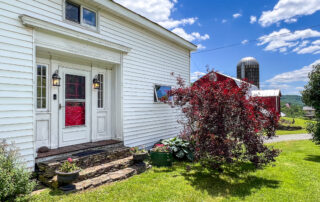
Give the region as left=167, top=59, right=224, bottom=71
left=97, top=74, right=103, bottom=108
left=155, top=85, right=171, bottom=102
left=65, top=74, right=85, bottom=99
left=65, top=102, right=85, bottom=126
left=66, top=1, right=80, bottom=23
left=83, top=8, right=96, bottom=26
left=37, top=99, right=41, bottom=109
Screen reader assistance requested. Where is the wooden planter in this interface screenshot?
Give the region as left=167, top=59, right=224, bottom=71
left=150, top=151, right=173, bottom=167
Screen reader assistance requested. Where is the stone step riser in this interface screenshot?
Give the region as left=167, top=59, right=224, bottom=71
left=76, top=158, right=134, bottom=182
left=74, top=168, right=137, bottom=192
left=37, top=147, right=131, bottom=179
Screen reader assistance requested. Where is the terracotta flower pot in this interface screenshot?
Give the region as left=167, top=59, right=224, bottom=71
left=55, top=170, right=80, bottom=186
left=133, top=152, right=148, bottom=162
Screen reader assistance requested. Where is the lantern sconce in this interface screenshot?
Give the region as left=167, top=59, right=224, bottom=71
left=52, top=70, right=61, bottom=86
left=93, top=75, right=100, bottom=89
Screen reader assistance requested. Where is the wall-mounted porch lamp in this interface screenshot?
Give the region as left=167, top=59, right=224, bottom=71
left=93, top=75, right=100, bottom=89
left=52, top=70, right=61, bottom=86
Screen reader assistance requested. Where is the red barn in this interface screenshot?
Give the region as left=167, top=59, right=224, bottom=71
left=251, top=90, right=281, bottom=113
left=195, top=72, right=281, bottom=114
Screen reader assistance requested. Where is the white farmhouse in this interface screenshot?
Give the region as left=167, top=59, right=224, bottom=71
left=0, top=0, right=196, bottom=170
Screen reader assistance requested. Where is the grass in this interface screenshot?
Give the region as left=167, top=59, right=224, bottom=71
left=31, top=140, right=320, bottom=202
left=276, top=117, right=313, bottom=135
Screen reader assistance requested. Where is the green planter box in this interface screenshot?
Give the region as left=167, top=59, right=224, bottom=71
left=150, top=151, right=173, bottom=167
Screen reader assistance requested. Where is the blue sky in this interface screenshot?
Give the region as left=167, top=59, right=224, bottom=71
left=115, top=0, right=320, bottom=95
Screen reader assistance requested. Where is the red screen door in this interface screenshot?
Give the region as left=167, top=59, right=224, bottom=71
left=65, top=74, right=86, bottom=127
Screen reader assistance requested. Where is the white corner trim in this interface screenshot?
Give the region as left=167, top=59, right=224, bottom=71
left=92, top=0, right=197, bottom=51
left=19, top=15, right=131, bottom=53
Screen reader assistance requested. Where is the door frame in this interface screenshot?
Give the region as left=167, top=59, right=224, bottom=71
left=58, top=66, right=92, bottom=147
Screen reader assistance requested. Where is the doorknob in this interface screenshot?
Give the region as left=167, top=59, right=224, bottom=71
left=59, top=104, right=62, bottom=109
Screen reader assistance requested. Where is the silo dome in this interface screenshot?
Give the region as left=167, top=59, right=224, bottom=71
left=237, top=57, right=260, bottom=88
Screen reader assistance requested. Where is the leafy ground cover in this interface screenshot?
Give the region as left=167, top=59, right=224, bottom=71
left=276, top=117, right=314, bottom=135
left=31, top=140, right=320, bottom=202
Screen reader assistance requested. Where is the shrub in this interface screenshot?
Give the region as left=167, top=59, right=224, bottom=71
left=161, top=137, right=193, bottom=161
left=58, top=158, right=80, bottom=173
left=302, top=64, right=320, bottom=143
left=151, top=144, right=171, bottom=153
left=167, top=71, right=280, bottom=171
left=0, top=140, right=36, bottom=201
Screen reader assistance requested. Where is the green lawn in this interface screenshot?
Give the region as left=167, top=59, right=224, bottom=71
left=276, top=117, right=313, bottom=135
left=31, top=140, right=320, bottom=202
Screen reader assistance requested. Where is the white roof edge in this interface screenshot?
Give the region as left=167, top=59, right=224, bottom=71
left=251, top=89, right=281, bottom=97
left=92, top=0, right=198, bottom=51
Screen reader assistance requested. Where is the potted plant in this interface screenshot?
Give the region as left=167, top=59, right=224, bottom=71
left=130, top=146, right=148, bottom=163
left=55, top=158, right=80, bottom=190
left=150, top=144, right=173, bottom=167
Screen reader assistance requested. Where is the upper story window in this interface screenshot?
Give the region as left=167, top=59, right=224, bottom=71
left=65, top=1, right=97, bottom=28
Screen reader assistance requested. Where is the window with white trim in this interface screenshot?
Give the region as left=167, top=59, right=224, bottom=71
left=154, top=85, right=172, bottom=103
left=36, top=64, right=47, bottom=109
left=97, top=74, right=104, bottom=108
left=65, top=1, right=97, bottom=28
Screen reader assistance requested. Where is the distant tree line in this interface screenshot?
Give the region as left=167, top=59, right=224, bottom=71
left=280, top=103, right=304, bottom=118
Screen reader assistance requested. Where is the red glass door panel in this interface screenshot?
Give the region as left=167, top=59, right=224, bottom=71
left=65, top=74, right=86, bottom=127
left=65, top=102, right=85, bottom=126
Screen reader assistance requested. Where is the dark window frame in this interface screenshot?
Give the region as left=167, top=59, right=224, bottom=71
left=65, top=1, right=97, bottom=28
left=154, top=85, right=172, bottom=103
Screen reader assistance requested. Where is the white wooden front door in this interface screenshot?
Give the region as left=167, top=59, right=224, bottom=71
left=59, top=67, right=91, bottom=147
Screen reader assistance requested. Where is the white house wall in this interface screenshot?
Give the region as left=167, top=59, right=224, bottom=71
left=0, top=0, right=191, bottom=169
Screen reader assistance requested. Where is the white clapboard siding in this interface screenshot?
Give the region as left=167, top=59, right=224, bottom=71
left=0, top=1, right=36, bottom=170
left=0, top=0, right=192, bottom=170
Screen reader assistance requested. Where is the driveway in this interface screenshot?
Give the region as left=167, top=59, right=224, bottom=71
left=265, top=134, right=312, bottom=143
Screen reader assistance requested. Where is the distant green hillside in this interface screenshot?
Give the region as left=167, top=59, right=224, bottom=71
left=281, top=95, right=304, bottom=106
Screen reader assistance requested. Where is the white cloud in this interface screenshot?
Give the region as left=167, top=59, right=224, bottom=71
left=115, top=0, right=209, bottom=43
left=266, top=59, right=320, bottom=84
left=241, top=39, right=249, bottom=45
left=312, top=40, right=320, bottom=45
left=296, top=45, right=320, bottom=54
left=250, top=16, right=257, bottom=24
left=233, top=13, right=242, bottom=19
left=197, top=44, right=206, bottom=50
left=172, top=28, right=210, bottom=42
left=259, top=0, right=320, bottom=27
left=222, top=19, right=227, bottom=23
left=263, top=59, right=320, bottom=94
left=258, top=28, right=320, bottom=53
left=191, top=71, right=206, bottom=82
left=115, top=0, right=196, bottom=29
left=159, top=17, right=198, bottom=29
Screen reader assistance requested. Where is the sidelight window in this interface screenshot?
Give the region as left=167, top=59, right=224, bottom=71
left=97, top=74, right=104, bottom=108
left=36, top=64, right=47, bottom=109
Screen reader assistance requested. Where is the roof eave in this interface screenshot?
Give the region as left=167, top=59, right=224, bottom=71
left=92, top=0, right=198, bottom=51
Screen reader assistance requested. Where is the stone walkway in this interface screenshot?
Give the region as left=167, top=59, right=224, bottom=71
left=265, top=134, right=312, bottom=143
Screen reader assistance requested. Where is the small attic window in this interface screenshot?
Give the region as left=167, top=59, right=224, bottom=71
left=65, top=1, right=97, bottom=28
left=154, top=85, right=172, bottom=103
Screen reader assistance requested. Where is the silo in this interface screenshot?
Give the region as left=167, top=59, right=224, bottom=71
left=237, top=57, right=260, bottom=88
